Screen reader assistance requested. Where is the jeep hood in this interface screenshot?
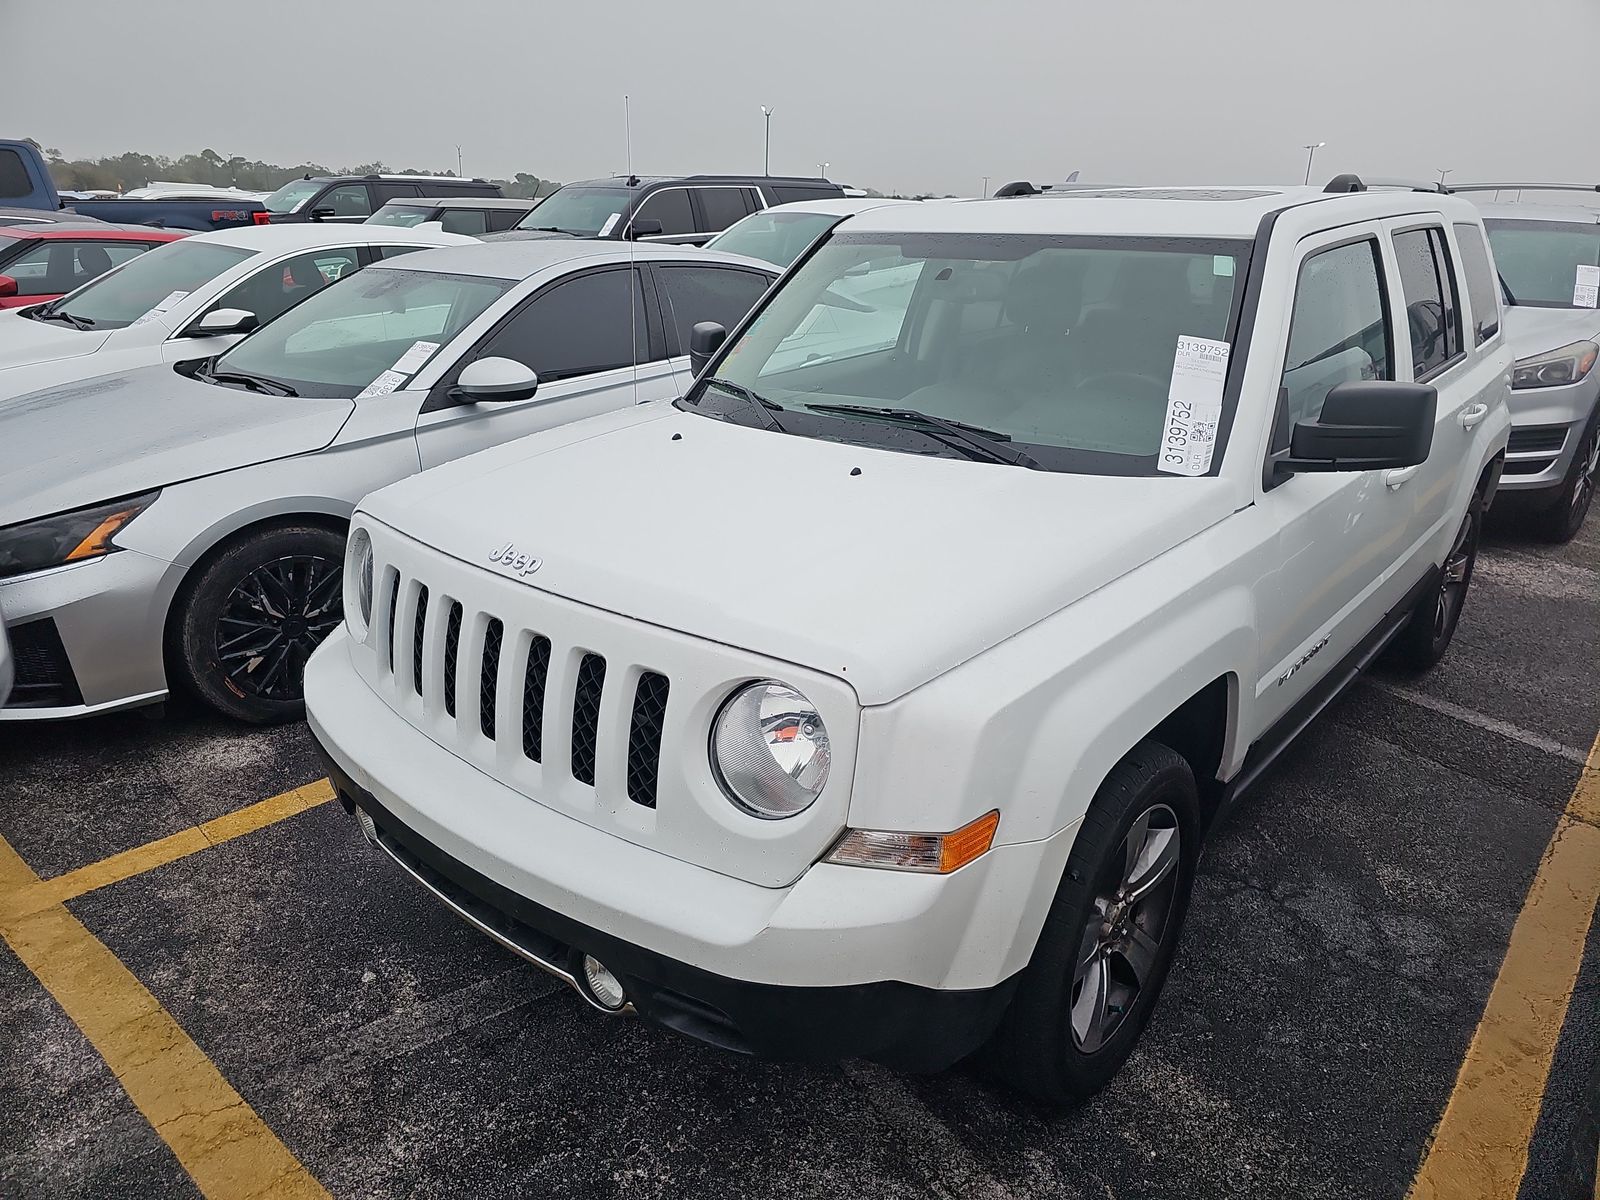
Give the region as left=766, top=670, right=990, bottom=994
left=0, top=364, right=353, bottom=528
left=364, top=408, right=1243, bottom=705
left=1501, top=305, right=1600, bottom=361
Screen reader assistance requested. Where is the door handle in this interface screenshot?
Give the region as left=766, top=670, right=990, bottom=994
left=1385, top=465, right=1421, bottom=489
left=1459, top=403, right=1490, bottom=429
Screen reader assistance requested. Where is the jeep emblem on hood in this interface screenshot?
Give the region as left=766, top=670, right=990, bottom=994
left=488, top=541, right=542, bottom=578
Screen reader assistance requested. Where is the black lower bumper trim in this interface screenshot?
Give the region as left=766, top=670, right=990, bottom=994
left=314, top=739, right=1019, bottom=1073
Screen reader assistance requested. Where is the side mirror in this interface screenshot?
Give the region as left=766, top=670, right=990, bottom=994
left=309, top=206, right=337, bottom=222
left=190, top=308, right=258, bottom=337
left=1283, top=381, right=1436, bottom=472
left=454, top=356, right=539, bottom=403
left=689, top=322, right=727, bottom=375
left=628, top=217, right=663, bottom=240
left=0, top=275, right=16, bottom=298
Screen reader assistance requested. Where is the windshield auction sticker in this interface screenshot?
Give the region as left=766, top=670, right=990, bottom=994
left=129, top=290, right=191, bottom=327
left=598, top=212, right=621, bottom=237
left=390, top=340, right=440, bottom=375
left=1158, top=335, right=1231, bottom=477
left=356, top=369, right=409, bottom=399
left=1574, top=265, right=1600, bottom=309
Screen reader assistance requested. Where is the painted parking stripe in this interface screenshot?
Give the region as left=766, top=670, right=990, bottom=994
left=1408, top=730, right=1600, bottom=1200
left=1365, top=679, right=1590, bottom=765
left=0, top=831, right=331, bottom=1199
left=5, top=778, right=334, bottom=917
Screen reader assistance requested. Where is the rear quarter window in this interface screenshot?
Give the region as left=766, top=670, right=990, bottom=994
left=1453, top=223, right=1502, bottom=344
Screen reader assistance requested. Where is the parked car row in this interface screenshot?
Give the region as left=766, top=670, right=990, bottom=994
left=0, top=170, right=1594, bottom=1105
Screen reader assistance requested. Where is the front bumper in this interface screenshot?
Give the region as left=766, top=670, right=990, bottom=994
left=0, top=550, right=177, bottom=719
left=1498, top=384, right=1598, bottom=494
left=305, top=629, right=1069, bottom=1070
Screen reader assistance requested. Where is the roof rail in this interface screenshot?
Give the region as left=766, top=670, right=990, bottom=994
left=1448, top=182, right=1600, bottom=194
left=992, top=176, right=1097, bottom=198
left=1323, top=173, right=1449, bottom=195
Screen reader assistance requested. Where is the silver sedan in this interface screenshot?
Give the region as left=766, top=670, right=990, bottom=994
left=0, top=240, right=775, bottom=722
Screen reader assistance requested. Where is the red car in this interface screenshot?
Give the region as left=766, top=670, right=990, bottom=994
left=0, top=226, right=186, bottom=310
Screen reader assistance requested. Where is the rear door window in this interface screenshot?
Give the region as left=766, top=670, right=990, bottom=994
left=1393, top=227, right=1464, bottom=379
left=697, top=188, right=752, bottom=235
left=207, top=247, right=361, bottom=324
left=0, top=149, right=32, bottom=199
left=485, top=208, right=524, bottom=232
left=1452, top=223, right=1502, bottom=344
left=371, top=182, right=420, bottom=205
left=654, top=265, right=773, bottom=353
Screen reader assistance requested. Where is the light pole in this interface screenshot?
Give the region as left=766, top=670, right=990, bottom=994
left=816, top=161, right=829, bottom=178
left=982, top=175, right=990, bottom=197
left=760, top=106, right=774, bottom=175
left=1302, top=141, right=1326, bottom=185
left=456, top=145, right=463, bottom=178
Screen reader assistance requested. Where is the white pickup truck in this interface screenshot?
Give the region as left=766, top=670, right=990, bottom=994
left=306, top=179, right=1511, bottom=1103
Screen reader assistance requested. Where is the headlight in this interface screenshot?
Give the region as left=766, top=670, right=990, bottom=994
left=0, top=492, right=158, bottom=581
left=1512, top=340, right=1598, bottom=390
left=710, top=681, right=831, bottom=819
left=344, top=527, right=374, bottom=642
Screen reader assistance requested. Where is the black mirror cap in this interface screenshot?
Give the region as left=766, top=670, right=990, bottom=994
left=1284, top=380, right=1436, bottom=472
left=627, top=217, right=663, bottom=239
left=309, top=206, right=337, bottom=221
left=688, top=321, right=727, bottom=375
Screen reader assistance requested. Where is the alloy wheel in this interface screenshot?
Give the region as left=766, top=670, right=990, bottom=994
left=1070, top=803, right=1182, bottom=1053
left=214, top=553, right=343, bottom=701
left=1569, top=422, right=1599, bottom=525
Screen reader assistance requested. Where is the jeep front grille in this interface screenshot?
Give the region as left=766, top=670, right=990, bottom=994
left=383, top=573, right=666, bottom=809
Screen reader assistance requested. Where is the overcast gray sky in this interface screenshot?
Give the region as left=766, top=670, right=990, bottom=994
left=4, top=0, right=1593, bottom=195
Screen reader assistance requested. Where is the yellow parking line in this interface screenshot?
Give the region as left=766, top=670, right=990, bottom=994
left=2, top=779, right=334, bottom=919
left=0, top=830, right=331, bottom=1199
left=1408, top=730, right=1600, bottom=1200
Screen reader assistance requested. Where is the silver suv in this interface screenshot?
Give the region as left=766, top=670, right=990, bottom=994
left=1461, top=185, right=1600, bottom=541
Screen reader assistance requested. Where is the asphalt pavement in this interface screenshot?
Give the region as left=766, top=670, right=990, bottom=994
left=1, top=510, right=1596, bottom=1200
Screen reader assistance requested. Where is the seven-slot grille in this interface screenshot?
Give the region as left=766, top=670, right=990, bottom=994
left=381, top=575, right=670, bottom=807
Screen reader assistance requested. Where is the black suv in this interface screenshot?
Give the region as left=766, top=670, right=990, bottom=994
left=260, top=174, right=503, bottom=225
left=499, top=175, right=844, bottom=245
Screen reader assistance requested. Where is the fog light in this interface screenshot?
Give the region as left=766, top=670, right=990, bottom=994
left=580, top=955, right=627, bottom=1011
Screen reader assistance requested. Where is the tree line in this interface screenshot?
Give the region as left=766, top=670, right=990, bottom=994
left=22, top=139, right=560, bottom=199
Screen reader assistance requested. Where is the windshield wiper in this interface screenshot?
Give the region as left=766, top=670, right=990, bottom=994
left=698, top=378, right=785, bottom=431
left=208, top=369, right=298, bottom=397
left=34, top=308, right=94, bottom=330
left=804, top=403, right=1041, bottom=469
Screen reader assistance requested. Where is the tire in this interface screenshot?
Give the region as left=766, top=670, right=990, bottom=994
left=171, top=524, right=346, bottom=724
left=1391, top=495, right=1482, bottom=670
left=979, top=740, right=1201, bottom=1105
left=1531, top=409, right=1599, bottom=544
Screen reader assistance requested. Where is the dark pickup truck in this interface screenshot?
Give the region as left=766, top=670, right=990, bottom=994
left=1, top=139, right=264, bottom=230
left=2, top=141, right=502, bottom=231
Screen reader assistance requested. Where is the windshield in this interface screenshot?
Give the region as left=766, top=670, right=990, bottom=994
left=515, top=186, right=630, bottom=235
left=706, top=210, right=840, bottom=268
left=46, top=240, right=254, bottom=329
left=264, top=180, right=325, bottom=214
left=210, top=267, right=510, bottom=397
left=1484, top=219, right=1600, bottom=308
left=368, top=206, right=431, bottom=228
left=687, top=232, right=1249, bottom=476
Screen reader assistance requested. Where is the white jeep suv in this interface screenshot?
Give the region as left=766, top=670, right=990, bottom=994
left=306, top=181, right=1511, bottom=1102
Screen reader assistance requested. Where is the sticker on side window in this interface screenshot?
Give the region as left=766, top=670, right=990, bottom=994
left=356, top=369, right=409, bottom=399
left=598, top=212, right=621, bottom=237
left=1573, top=265, right=1600, bottom=309
left=1158, top=335, right=1231, bottom=477
left=129, top=290, right=191, bottom=327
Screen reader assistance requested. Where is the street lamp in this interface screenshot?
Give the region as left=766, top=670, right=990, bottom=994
left=982, top=175, right=990, bottom=197
left=1302, top=141, right=1326, bottom=185
left=817, top=161, right=830, bottom=178
left=1437, top=168, right=1453, bottom=189
left=760, top=106, right=774, bottom=175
